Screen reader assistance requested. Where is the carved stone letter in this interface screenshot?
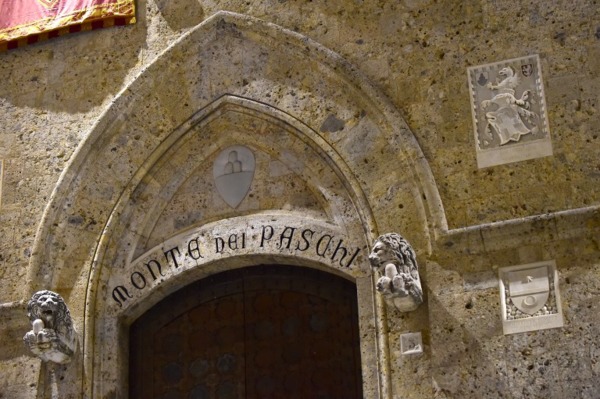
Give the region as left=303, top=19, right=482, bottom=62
left=23, top=290, right=76, bottom=364
left=369, top=233, right=423, bottom=312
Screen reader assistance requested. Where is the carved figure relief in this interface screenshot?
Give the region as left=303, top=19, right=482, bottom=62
left=369, top=233, right=423, bottom=312
left=213, top=145, right=256, bottom=208
left=480, top=66, right=538, bottom=145
left=23, top=290, right=76, bottom=364
left=468, top=55, right=552, bottom=168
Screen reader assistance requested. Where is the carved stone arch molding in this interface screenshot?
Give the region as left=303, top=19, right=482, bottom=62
left=26, top=11, right=444, bottom=399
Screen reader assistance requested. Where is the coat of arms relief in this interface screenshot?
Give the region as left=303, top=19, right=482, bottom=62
left=468, top=55, right=553, bottom=168
left=498, top=261, right=564, bottom=335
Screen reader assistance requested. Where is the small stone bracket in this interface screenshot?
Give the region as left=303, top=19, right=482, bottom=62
left=23, top=290, right=76, bottom=364
left=499, top=260, right=563, bottom=335
left=400, top=332, right=423, bottom=356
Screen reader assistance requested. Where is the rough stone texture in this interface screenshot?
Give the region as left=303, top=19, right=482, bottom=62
left=0, top=0, right=598, bottom=398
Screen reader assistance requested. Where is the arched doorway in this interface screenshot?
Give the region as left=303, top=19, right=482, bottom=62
left=130, top=265, right=363, bottom=398
left=25, top=11, right=440, bottom=397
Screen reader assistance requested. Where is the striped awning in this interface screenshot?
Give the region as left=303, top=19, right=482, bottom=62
left=0, top=0, right=135, bottom=51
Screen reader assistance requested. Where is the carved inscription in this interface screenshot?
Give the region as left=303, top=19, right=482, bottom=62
left=112, top=224, right=362, bottom=307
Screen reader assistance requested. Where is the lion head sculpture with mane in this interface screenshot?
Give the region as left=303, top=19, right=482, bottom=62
left=369, top=233, right=423, bottom=312
left=23, top=290, right=76, bottom=364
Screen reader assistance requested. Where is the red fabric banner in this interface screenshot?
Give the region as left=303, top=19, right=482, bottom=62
left=0, top=0, right=135, bottom=51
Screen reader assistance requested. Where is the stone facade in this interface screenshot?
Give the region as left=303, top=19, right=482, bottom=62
left=0, top=1, right=598, bottom=398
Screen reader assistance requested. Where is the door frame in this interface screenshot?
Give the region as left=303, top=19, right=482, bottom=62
left=88, top=214, right=386, bottom=398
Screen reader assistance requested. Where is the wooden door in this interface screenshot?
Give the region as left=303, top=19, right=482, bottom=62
left=130, top=265, right=363, bottom=399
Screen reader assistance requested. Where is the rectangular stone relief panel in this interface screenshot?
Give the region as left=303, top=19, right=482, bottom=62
left=499, top=260, right=563, bottom=335
left=468, top=55, right=553, bottom=168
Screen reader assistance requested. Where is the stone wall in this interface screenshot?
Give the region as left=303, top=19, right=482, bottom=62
left=0, top=1, right=598, bottom=398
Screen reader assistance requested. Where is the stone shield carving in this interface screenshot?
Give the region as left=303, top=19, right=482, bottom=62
left=499, top=261, right=564, bottom=335
left=213, top=145, right=256, bottom=208
left=23, top=290, right=76, bottom=364
left=507, top=266, right=549, bottom=315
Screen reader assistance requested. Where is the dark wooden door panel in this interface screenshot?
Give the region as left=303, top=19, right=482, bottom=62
left=130, top=265, right=363, bottom=399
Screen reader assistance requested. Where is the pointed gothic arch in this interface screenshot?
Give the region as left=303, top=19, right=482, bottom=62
left=25, top=11, right=444, bottom=398
left=86, top=94, right=383, bottom=397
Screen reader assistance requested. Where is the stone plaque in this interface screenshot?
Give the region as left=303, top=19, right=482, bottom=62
left=499, top=260, right=563, bottom=335
left=400, top=332, right=423, bottom=356
left=468, top=55, right=552, bottom=168
left=213, top=145, right=255, bottom=208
